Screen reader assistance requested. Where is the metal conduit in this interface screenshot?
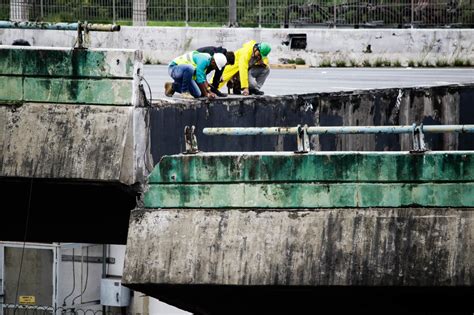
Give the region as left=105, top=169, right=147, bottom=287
left=203, top=125, right=474, bottom=136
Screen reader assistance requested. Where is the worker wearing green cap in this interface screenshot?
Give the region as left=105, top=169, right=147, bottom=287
left=218, top=40, right=271, bottom=96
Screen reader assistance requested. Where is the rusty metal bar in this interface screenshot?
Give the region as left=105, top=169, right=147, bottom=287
left=0, top=21, right=120, bottom=32
left=203, top=125, right=474, bottom=136
left=0, top=21, right=79, bottom=30
left=184, top=126, right=199, bottom=154
left=85, top=23, right=121, bottom=32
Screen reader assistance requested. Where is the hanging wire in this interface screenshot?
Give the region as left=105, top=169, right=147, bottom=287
left=141, top=75, right=153, bottom=105
left=62, top=248, right=76, bottom=307
left=72, top=246, right=89, bottom=305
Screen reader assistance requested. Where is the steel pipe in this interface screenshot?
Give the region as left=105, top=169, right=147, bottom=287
left=0, top=21, right=120, bottom=32
left=203, top=125, right=474, bottom=136
left=422, top=125, right=474, bottom=133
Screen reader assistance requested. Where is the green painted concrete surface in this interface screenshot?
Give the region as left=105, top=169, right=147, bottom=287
left=0, top=46, right=141, bottom=105
left=22, top=77, right=133, bottom=105
left=150, top=152, right=474, bottom=183
left=144, top=152, right=474, bottom=208
left=0, top=47, right=136, bottom=78
left=144, top=182, right=474, bottom=208
left=0, top=77, right=22, bottom=101
left=0, top=76, right=133, bottom=105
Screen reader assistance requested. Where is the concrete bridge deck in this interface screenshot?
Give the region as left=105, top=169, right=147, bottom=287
left=144, top=65, right=474, bottom=98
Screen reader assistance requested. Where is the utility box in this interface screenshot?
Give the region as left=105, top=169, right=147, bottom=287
left=100, top=278, right=130, bottom=307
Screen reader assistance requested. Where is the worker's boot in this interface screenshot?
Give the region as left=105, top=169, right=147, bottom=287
left=180, top=92, right=194, bottom=99
left=164, top=82, right=175, bottom=97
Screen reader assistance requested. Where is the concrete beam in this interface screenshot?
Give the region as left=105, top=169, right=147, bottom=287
left=143, top=152, right=474, bottom=208
left=123, top=207, right=474, bottom=286
left=0, top=46, right=138, bottom=78
left=0, top=103, right=152, bottom=185
left=0, top=46, right=143, bottom=105
left=150, top=152, right=474, bottom=183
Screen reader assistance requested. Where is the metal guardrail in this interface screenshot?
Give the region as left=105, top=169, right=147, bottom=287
left=1, top=0, right=473, bottom=28
left=190, top=124, right=474, bottom=153
left=203, top=124, right=474, bottom=135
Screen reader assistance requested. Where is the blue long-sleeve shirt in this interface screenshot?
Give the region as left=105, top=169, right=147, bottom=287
left=193, top=53, right=211, bottom=84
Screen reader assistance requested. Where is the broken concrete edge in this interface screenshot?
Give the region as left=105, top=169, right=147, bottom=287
left=151, top=82, right=474, bottom=108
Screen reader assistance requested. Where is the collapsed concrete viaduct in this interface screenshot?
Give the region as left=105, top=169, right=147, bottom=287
left=0, top=44, right=473, bottom=313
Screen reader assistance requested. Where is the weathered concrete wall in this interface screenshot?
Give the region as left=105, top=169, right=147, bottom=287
left=124, top=207, right=473, bottom=287
left=1, top=27, right=473, bottom=66
left=0, top=103, right=152, bottom=184
left=124, top=151, right=474, bottom=287
left=0, top=46, right=152, bottom=184
left=150, top=84, right=474, bottom=161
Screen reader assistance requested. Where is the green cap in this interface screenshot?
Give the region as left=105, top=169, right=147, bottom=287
left=258, top=42, right=271, bottom=57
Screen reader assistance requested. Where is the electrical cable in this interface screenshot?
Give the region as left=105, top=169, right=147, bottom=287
left=62, top=248, right=76, bottom=306
left=138, top=74, right=153, bottom=172
left=13, top=178, right=33, bottom=315
left=72, top=246, right=89, bottom=305
left=141, top=75, right=153, bottom=104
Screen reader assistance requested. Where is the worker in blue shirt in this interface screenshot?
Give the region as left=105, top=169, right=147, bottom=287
left=197, top=46, right=235, bottom=97
left=165, top=51, right=227, bottom=99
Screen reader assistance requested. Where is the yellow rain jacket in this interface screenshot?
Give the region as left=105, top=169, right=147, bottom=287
left=218, top=40, right=269, bottom=90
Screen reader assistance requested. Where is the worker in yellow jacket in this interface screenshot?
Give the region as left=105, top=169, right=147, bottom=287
left=218, top=40, right=271, bottom=96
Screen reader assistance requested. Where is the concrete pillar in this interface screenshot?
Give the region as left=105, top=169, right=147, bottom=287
left=10, top=0, right=29, bottom=21
left=133, top=0, right=147, bottom=26
left=229, top=0, right=237, bottom=26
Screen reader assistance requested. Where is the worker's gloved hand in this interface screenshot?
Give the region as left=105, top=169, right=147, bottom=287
left=242, top=88, right=250, bottom=96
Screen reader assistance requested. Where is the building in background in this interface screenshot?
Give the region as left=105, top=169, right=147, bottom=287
left=0, top=242, right=189, bottom=315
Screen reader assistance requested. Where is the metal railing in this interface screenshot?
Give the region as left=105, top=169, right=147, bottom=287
left=195, top=124, right=474, bottom=153
left=1, top=0, right=473, bottom=28
left=203, top=124, right=474, bottom=135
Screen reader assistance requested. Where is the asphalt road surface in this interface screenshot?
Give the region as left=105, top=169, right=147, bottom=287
left=143, top=65, right=474, bottom=100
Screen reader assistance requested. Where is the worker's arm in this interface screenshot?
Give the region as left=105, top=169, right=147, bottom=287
left=197, top=82, right=216, bottom=99
left=195, top=54, right=216, bottom=99
left=238, top=54, right=251, bottom=90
